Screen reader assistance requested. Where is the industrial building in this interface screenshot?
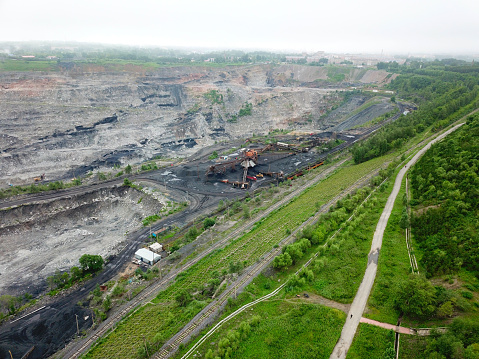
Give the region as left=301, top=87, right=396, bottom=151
left=135, top=248, right=161, bottom=265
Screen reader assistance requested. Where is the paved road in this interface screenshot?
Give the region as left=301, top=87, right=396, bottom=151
left=359, top=318, right=413, bottom=335
left=329, top=122, right=465, bottom=359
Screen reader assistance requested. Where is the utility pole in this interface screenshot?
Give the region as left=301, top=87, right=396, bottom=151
left=143, top=336, right=150, bottom=357
left=75, top=314, right=79, bottom=336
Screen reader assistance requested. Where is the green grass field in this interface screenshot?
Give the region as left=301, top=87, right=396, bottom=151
left=348, top=323, right=395, bottom=359
left=0, top=58, right=248, bottom=72
left=305, top=175, right=395, bottom=303
left=366, top=181, right=411, bottom=324
left=177, top=300, right=345, bottom=359
left=0, top=59, right=58, bottom=71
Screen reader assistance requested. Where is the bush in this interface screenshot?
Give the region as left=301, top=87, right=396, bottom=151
left=203, top=217, right=216, bottom=230
left=112, top=285, right=126, bottom=297
left=175, top=290, right=192, bottom=307
left=208, top=151, right=218, bottom=160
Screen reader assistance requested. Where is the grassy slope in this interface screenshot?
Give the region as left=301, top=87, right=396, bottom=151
left=232, top=301, right=344, bottom=359
left=308, top=180, right=392, bottom=303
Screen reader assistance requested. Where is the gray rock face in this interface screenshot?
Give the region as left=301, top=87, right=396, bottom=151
left=0, top=65, right=390, bottom=185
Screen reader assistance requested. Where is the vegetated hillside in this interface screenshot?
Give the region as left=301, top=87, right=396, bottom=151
left=397, top=113, right=479, bottom=358
left=0, top=64, right=393, bottom=185
left=410, top=114, right=479, bottom=276
left=351, top=62, right=479, bottom=164
left=333, top=61, right=479, bottom=359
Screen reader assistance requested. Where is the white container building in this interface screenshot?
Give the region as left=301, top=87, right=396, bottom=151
left=135, top=248, right=161, bottom=265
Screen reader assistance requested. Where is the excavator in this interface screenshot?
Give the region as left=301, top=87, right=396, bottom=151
left=33, top=173, right=45, bottom=182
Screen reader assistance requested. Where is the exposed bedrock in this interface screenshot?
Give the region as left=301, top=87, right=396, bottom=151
left=0, top=65, right=393, bottom=185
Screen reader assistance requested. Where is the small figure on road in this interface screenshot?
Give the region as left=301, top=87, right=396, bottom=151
left=350, top=314, right=353, bottom=319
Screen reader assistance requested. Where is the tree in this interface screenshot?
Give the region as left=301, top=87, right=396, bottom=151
left=175, top=290, right=192, bottom=307
left=465, top=344, right=479, bottom=359
left=79, top=254, right=104, bottom=274
left=394, top=275, right=436, bottom=317
left=229, top=261, right=243, bottom=274
left=103, top=295, right=111, bottom=312
left=70, top=266, right=82, bottom=281
left=186, top=227, right=198, bottom=242
left=208, top=151, right=218, bottom=160
left=203, top=217, right=216, bottom=230
left=242, top=204, right=250, bottom=219
left=272, top=252, right=293, bottom=269
left=382, top=347, right=396, bottom=359
left=399, top=208, right=410, bottom=229
left=125, top=164, right=132, bottom=174
left=437, top=301, right=453, bottom=318
left=0, top=295, right=20, bottom=315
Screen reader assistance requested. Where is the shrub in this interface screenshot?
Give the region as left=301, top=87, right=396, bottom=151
left=203, top=217, right=216, bottom=230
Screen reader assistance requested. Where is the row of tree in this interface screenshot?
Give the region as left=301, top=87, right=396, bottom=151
left=352, top=63, right=479, bottom=164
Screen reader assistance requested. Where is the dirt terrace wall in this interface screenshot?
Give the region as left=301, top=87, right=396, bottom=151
left=0, top=65, right=390, bottom=185
left=0, top=186, right=162, bottom=297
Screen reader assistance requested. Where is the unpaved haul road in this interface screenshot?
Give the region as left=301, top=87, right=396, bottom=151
left=329, top=122, right=465, bottom=359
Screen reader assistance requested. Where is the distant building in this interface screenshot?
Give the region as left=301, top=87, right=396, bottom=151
left=135, top=248, right=161, bottom=265
left=285, top=56, right=305, bottom=62
left=306, top=56, right=325, bottom=63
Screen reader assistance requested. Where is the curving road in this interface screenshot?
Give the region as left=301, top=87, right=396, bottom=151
left=329, top=122, right=465, bottom=359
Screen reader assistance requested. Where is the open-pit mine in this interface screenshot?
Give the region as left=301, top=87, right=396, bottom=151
left=0, top=63, right=401, bottom=358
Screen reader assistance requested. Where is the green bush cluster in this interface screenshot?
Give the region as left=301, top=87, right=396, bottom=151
left=422, top=318, right=479, bottom=359
left=204, top=316, right=261, bottom=359
left=238, top=102, right=253, bottom=117
left=273, top=238, right=311, bottom=270
left=208, top=151, right=219, bottom=160
left=204, top=90, right=224, bottom=104
left=140, top=163, right=157, bottom=171
left=47, top=254, right=103, bottom=294
left=0, top=179, right=80, bottom=199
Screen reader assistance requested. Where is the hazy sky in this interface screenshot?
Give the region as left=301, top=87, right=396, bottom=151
left=1, top=0, right=478, bottom=54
